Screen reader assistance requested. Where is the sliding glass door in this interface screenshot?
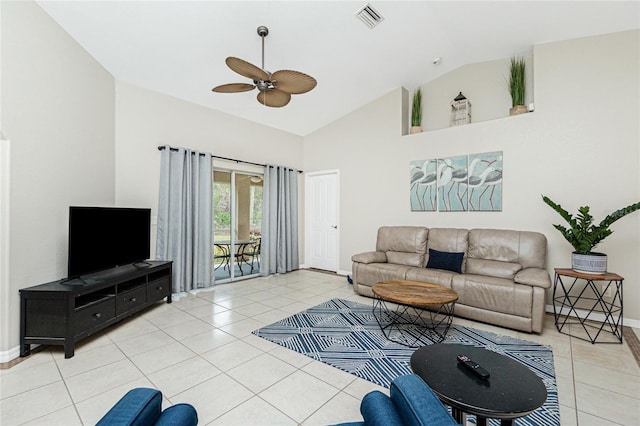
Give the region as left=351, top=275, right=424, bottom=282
left=213, top=170, right=263, bottom=282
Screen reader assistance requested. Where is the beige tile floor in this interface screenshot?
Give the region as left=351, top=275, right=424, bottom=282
left=1, top=269, right=639, bottom=425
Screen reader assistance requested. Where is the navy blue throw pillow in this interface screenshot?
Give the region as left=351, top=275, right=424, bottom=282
left=426, top=248, right=464, bottom=273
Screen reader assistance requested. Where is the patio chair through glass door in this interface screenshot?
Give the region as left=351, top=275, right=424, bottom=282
left=213, top=170, right=263, bottom=282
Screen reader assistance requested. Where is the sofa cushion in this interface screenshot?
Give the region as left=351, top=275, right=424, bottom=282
left=465, top=258, right=522, bottom=280
left=387, top=251, right=424, bottom=267
left=376, top=226, right=429, bottom=267
left=468, top=229, right=546, bottom=269
left=515, top=268, right=552, bottom=289
left=352, top=251, right=387, bottom=264
left=452, top=274, right=533, bottom=317
left=426, top=228, right=469, bottom=271
left=405, top=268, right=455, bottom=288
left=352, top=262, right=411, bottom=287
left=376, top=226, right=429, bottom=253
left=425, top=249, right=464, bottom=274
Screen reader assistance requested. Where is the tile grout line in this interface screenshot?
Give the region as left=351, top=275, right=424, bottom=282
left=3, top=272, right=639, bottom=426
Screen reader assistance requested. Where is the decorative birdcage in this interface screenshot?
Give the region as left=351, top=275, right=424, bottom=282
left=449, top=92, right=471, bottom=127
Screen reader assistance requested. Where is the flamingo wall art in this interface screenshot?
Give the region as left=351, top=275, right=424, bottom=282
left=409, top=151, right=502, bottom=212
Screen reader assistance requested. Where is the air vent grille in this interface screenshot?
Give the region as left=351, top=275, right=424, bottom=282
left=355, top=3, right=384, bottom=29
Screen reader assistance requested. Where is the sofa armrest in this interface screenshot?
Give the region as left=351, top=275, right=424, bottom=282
left=514, top=268, right=552, bottom=289
left=155, top=404, right=198, bottom=426
left=390, top=375, right=460, bottom=426
left=359, top=391, right=405, bottom=426
left=352, top=251, right=387, bottom=264
left=97, top=388, right=162, bottom=426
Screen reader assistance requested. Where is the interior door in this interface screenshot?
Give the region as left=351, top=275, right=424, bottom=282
left=306, top=171, right=339, bottom=272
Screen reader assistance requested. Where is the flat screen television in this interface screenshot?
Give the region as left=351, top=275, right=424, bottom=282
left=68, top=206, right=151, bottom=277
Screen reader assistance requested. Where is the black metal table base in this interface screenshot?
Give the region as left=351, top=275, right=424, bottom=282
left=372, top=296, right=455, bottom=347
left=553, top=272, right=623, bottom=344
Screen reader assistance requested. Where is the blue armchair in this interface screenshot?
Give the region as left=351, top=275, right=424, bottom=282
left=337, top=374, right=460, bottom=426
left=97, top=388, right=197, bottom=426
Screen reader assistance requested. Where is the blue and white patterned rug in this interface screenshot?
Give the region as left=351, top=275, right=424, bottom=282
left=253, top=298, right=559, bottom=426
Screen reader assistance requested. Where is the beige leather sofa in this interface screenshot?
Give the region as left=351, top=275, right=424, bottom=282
left=351, top=226, right=551, bottom=333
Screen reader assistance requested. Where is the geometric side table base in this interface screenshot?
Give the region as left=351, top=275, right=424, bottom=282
left=553, top=268, right=623, bottom=344
left=372, top=280, right=458, bottom=348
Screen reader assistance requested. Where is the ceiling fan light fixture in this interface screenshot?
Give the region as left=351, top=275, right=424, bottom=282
left=212, top=26, right=316, bottom=108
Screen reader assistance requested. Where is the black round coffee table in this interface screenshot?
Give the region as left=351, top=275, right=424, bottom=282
left=410, top=344, right=547, bottom=426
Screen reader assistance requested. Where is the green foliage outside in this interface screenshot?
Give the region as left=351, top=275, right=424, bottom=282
left=214, top=181, right=231, bottom=240
left=213, top=179, right=263, bottom=257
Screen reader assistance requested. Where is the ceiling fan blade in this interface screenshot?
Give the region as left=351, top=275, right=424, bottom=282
left=226, top=57, right=269, bottom=82
left=257, top=89, right=291, bottom=107
left=212, top=83, right=256, bottom=93
left=271, top=70, right=317, bottom=94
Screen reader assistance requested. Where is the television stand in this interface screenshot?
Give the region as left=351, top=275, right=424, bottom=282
left=20, top=261, right=172, bottom=359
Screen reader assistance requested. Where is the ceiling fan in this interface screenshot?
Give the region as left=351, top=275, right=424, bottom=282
left=212, top=26, right=317, bottom=108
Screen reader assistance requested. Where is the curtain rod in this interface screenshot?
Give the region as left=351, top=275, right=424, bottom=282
left=157, top=145, right=303, bottom=173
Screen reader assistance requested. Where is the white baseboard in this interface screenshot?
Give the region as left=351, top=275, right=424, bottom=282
left=0, top=345, right=22, bottom=364
left=545, top=304, right=639, bottom=329
left=300, top=264, right=349, bottom=277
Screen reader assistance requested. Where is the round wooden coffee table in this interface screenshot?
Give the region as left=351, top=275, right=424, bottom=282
left=372, top=280, right=458, bottom=347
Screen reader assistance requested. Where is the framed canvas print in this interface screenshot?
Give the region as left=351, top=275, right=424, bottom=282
left=468, top=151, right=503, bottom=211
left=437, top=155, right=467, bottom=211
left=410, top=159, right=437, bottom=211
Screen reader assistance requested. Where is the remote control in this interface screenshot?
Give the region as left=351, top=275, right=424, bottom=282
left=457, top=355, right=490, bottom=379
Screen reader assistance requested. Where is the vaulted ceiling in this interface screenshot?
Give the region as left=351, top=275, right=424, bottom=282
left=37, top=1, right=639, bottom=136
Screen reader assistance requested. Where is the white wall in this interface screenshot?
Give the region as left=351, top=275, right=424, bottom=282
left=114, top=82, right=304, bottom=257
left=303, top=30, right=640, bottom=323
left=0, top=1, right=115, bottom=357
left=419, top=54, right=535, bottom=131
left=1, top=3, right=637, bottom=359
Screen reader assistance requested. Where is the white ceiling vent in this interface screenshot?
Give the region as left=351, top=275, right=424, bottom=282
left=355, top=3, right=384, bottom=29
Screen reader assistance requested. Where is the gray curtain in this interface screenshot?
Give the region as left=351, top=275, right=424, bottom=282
left=261, top=165, right=299, bottom=274
left=156, top=146, right=213, bottom=292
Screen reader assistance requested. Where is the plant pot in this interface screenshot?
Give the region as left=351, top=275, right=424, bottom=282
left=509, top=105, right=528, bottom=116
left=410, top=126, right=422, bottom=134
left=571, top=252, right=607, bottom=274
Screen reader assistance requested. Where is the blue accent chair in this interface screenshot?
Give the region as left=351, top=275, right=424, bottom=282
left=97, top=388, right=198, bottom=426
left=337, top=374, right=460, bottom=426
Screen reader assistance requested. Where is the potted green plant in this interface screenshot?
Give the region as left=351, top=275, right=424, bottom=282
left=542, top=195, right=640, bottom=274
left=509, top=56, right=527, bottom=116
left=410, top=88, right=422, bottom=134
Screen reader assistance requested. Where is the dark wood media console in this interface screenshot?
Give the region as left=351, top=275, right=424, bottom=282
left=20, top=260, right=172, bottom=359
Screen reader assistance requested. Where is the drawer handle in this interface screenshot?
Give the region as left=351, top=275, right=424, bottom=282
left=129, top=297, right=137, bottom=302
left=94, top=313, right=102, bottom=319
